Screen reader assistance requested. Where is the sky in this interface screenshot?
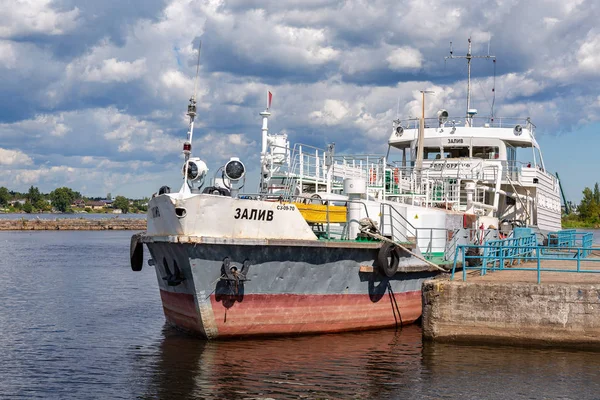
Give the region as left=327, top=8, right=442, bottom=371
left=0, top=0, right=599, bottom=202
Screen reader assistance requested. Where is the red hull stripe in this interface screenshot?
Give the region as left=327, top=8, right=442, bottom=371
left=210, top=292, right=422, bottom=337
left=159, top=290, right=200, bottom=331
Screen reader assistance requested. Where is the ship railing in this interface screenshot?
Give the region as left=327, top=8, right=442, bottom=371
left=283, top=144, right=391, bottom=195
left=285, top=143, right=331, bottom=192
left=384, top=193, right=429, bottom=207
left=278, top=195, right=374, bottom=241
left=450, top=231, right=596, bottom=284
left=379, top=203, right=449, bottom=258
left=331, top=155, right=387, bottom=188
left=390, top=159, right=535, bottom=184
left=398, top=116, right=534, bottom=130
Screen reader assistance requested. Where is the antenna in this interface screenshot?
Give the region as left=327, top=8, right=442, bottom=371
left=192, top=40, right=202, bottom=101
left=182, top=40, right=202, bottom=192
left=445, top=37, right=495, bottom=120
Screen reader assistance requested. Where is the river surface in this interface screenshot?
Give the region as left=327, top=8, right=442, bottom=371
left=0, top=212, right=146, bottom=220
left=1, top=230, right=599, bottom=399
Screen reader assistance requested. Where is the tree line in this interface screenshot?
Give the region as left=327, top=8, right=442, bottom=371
left=576, top=183, right=600, bottom=222
left=0, top=186, right=148, bottom=214
left=563, top=182, right=600, bottom=227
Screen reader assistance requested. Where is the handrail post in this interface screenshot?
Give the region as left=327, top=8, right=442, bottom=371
left=326, top=201, right=330, bottom=239
left=462, top=246, right=467, bottom=281
left=481, top=245, right=487, bottom=276
left=577, top=248, right=581, bottom=272
left=451, top=245, right=459, bottom=280
left=429, top=229, right=433, bottom=259
left=537, top=247, right=541, bottom=284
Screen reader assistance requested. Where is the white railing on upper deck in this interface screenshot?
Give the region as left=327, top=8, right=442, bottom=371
left=397, top=116, right=535, bottom=131
left=280, top=143, right=390, bottom=196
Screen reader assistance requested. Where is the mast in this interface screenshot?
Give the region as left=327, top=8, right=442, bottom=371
left=415, top=90, right=434, bottom=178
left=182, top=41, right=202, bottom=192
left=445, top=37, right=495, bottom=120
left=259, top=91, right=272, bottom=191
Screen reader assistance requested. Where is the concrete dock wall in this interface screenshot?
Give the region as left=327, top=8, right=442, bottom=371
left=0, top=218, right=146, bottom=230
left=422, top=279, right=600, bottom=348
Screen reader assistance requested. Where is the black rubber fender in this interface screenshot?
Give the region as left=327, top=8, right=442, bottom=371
left=377, top=242, right=400, bottom=277
left=130, top=232, right=144, bottom=272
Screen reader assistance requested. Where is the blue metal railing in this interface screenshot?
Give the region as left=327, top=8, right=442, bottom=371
left=450, top=231, right=597, bottom=284
left=546, top=230, right=593, bottom=257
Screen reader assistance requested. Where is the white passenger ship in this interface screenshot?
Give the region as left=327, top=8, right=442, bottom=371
left=259, top=39, right=561, bottom=247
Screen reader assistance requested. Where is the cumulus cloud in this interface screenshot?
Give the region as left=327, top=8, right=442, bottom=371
left=82, top=58, right=147, bottom=83
left=0, top=40, right=17, bottom=68
left=0, top=0, right=80, bottom=38
left=387, top=47, right=423, bottom=70
left=310, top=99, right=351, bottom=125
left=578, top=31, right=600, bottom=74
left=0, top=148, right=33, bottom=166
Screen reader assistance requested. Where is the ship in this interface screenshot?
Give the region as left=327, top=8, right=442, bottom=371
left=130, top=39, right=562, bottom=339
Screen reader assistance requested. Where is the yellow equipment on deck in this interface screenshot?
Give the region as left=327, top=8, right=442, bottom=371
left=295, top=203, right=347, bottom=224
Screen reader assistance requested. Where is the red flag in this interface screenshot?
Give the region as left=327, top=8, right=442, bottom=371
left=268, top=91, right=273, bottom=109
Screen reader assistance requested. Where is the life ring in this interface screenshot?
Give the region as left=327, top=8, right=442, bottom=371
left=393, top=168, right=400, bottom=184
left=377, top=242, right=400, bottom=277
left=130, top=232, right=143, bottom=272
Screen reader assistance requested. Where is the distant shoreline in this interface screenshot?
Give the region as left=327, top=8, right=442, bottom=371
left=0, top=218, right=146, bottom=231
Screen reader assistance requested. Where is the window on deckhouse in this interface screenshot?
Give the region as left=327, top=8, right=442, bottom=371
left=472, top=146, right=499, bottom=159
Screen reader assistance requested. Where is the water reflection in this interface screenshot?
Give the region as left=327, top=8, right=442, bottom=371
left=141, top=325, right=600, bottom=400
left=420, top=341, right=600, bottom=400
left=143, top=325, right=424, bottom=400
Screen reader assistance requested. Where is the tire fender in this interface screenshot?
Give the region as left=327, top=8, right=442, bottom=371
left=377, top=242, right=400, bottom=277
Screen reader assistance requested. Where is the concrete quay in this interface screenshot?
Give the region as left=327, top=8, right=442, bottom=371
left=0, top=218, right=146, bottom=231
left=422, top=260, right=600, bottom=349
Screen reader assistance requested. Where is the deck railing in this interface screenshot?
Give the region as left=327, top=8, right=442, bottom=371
left=450, top=231, right=597, bottom=284
left=398, top=116, right=534, bottom=130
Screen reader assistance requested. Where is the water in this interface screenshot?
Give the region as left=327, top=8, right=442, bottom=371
left=1, top=230, right=599, bottom=399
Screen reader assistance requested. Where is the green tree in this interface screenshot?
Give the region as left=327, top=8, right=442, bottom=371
left=35, top=198, right=50, bottom=212
left=50, top=187, right=78, bottom=212
left=0, top=187, right=9, bottom=207
left=23, top=202, right=33, bottom=213
left=113, top=196, right=130, bottom=213
left=578, top=185, right=600, bottom=222
left=27, top=186, right=42, bottom=204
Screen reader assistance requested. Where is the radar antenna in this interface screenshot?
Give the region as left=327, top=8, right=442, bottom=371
left=445, top=37, right=495, bottom=120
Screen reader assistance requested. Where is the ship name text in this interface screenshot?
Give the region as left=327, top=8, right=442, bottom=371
left=235, top=208, right=274, bottom=221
